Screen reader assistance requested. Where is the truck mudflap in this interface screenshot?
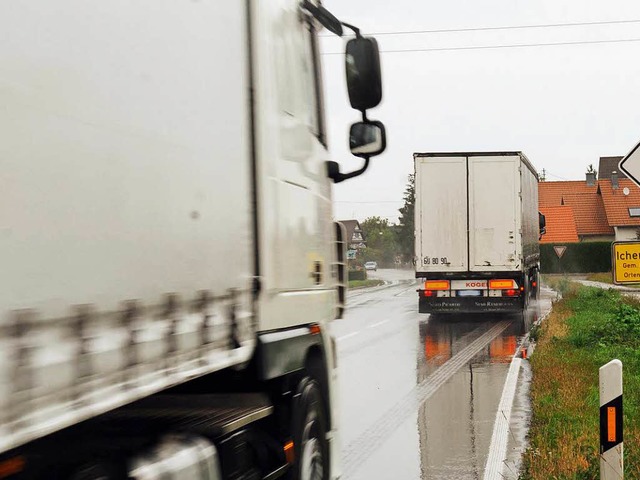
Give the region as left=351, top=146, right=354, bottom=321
left=419, top=296, right=523, bottom=314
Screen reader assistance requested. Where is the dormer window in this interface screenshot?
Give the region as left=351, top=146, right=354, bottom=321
left=629, top=207, right=640, bottom=217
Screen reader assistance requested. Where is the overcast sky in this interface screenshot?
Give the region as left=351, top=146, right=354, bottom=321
left=320, top=0, right=640, bottom=223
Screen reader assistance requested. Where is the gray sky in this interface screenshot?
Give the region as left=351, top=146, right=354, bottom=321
left=321, top=0, right=640, bottom=223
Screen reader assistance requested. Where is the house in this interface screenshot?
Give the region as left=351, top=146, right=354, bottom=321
left=538, top=156, right=640, bottom=243
left=599, top=176, right=640, bottom=241
left=597, top=156, right=625, bottom=180
left=338, top=219, right=366, bottom=251
left=538, top=179, right=613, bottom=243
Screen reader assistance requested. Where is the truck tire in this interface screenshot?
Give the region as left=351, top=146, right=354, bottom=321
left=292, top=378, right=329, bottom=480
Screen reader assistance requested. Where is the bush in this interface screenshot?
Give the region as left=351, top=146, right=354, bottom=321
left=348, top=270, right=367, bottom=281
left=540, top=242, right=611, bottom=273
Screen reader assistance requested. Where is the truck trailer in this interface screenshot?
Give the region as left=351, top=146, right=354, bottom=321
left=414, top=152, right=541, bottom=315
left=0, top=1, right=386, bottom=479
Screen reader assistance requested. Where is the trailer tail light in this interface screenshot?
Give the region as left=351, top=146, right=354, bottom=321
left=424, top=280, right=450, bottom=290
left=504, top=289, right=519, bottom=297
left=488, top=279, right=517, bottom=289
left=422, top=290, right=435, bottom=297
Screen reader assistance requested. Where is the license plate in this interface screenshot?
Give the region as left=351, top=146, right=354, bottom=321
left=457, top=290, right=483, bottom=297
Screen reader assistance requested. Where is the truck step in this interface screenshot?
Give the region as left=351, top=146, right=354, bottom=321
left=103, top=393, right=274, bottom=439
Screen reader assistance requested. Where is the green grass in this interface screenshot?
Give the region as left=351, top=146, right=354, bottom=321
left=521, top=285, right=640, bottom=479
left=348, top=279, right=385, bottom=289
left=586, top=272, right=640, bottom=288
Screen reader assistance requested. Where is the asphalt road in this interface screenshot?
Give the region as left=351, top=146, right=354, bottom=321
left=330, top=269, right=553, bottom=480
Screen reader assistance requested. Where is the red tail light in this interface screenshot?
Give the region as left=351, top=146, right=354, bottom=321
left=423, top=290, right=435, bottom=297
left=505, top=289, right=519, bottom=297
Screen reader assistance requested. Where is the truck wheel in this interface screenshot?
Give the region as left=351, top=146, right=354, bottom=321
left=292, top=378, right=329, bottom=480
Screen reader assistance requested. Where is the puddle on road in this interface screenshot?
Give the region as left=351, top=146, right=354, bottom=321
left=339, top=288, right=554, bottom=479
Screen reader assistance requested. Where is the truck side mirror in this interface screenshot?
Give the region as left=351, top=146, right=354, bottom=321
left=350, top=121, right=386, bottom=158
left=346, top=37, right=382, bottom=112
left=539, top=212, right=546, bottom=237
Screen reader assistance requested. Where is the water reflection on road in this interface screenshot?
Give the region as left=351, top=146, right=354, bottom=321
left=334, top=270, right=553, bottom=480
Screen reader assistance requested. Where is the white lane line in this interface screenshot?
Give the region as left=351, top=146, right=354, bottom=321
left=336, top=332, right=359, bottom=342
left=483, top=304, right=556, bottom=479
left=483, top=357, right=522, bottom=480
left=368, top=319, right=389, bottom=329
left=394, top=284, right=417, bottom=297
left=342, top=320, right=511, bottom=479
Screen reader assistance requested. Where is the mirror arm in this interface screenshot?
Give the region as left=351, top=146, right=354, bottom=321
left=326, top=158, right=371, bottom=184
left=341, top=22, right=361, bottom=38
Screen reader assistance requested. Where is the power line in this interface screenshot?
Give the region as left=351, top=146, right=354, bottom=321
left=322, top=37, right=640, bottom=55
left=321, top=18, right=640, bottom=37
left=545, top=171, right=570, bottom=181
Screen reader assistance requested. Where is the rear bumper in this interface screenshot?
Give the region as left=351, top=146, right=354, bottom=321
left=418, top=295, right=523, bottom=314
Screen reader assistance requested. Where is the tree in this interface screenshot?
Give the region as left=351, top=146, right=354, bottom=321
left=396, top=174, right=415, bottom=264
left=360, top=216, right=398, bottom=267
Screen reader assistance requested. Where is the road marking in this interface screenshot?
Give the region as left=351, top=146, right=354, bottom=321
left=483, top=357, right=522, bottom=480
left=336, top=332, right=359, bottom=342
left=342, top=320, right=511, bottom=478
left=394, top=284, right=417, bottom=297
left=368, top=319, right=389, bottom=329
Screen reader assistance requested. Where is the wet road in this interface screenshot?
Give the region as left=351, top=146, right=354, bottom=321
left=330, top=269, right=553, bottom=480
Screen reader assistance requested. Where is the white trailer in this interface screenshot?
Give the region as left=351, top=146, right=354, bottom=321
left=414, top=152, right=541, bottom=314
left=0, top=1, right=386, bottom=479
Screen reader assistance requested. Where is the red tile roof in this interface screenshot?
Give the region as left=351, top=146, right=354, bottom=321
left=561, top=193, right=614, bottom=235
left=538, top=181, right=598, bottom=208
left=539, top=206, right=579, bottom=243
left=599, top=179, right=640, bottom=227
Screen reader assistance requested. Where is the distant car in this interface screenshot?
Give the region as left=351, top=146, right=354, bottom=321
left=364, top=261, right=378, bottom=271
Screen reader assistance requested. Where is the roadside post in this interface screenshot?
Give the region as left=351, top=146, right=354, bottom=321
left=599, top=359, right=623, bottom=479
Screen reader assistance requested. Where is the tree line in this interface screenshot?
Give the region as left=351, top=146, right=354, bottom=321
left=357, top=174, right=415, bottom=268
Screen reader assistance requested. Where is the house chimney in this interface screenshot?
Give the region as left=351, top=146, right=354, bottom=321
left=611, top=170, right=619, bottom=189
left=586, top=171, right=596, bottom=186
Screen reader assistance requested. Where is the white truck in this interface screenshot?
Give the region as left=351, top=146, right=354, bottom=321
left=414, top=152, right=541, bottom=315
left=0, top=1, right=386, bottom=479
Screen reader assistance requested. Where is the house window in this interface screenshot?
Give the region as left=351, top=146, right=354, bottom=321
left=629, top=208, right=640, bottom=217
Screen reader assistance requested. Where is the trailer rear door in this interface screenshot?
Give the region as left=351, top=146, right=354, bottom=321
left=468, top=156, right=520, bottom=271
left=415, top=155, right=468, bottom=273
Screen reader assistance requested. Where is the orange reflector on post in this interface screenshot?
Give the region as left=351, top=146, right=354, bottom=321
left=489, top=279, right=516, bottom=289
left=284, top=440, right=295, bottom=464
left=607, top=407, right=616, bottom=442
left=425, top=280, right=450, bottom=290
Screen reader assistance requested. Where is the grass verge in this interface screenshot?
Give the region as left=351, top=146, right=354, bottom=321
left=348, top=279, right=385, bottom=289
left=586, top=272, right=640, bottom=288
left=520, top=284, right=640, bottom=479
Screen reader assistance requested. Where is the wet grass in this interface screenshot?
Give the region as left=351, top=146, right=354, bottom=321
left=348, top=279, right=385, bottom=289
left=520, top=285, right=640, bottom=479
left=585, top=272, right=614, bottom=284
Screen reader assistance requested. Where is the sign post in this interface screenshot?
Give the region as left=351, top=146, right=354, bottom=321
left=599, top=359, right=623, bottom=479
left=611, top=242, right=640, bottom=285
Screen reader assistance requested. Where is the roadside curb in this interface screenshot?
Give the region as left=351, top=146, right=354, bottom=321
left=576, top=279, right=640, bottom=293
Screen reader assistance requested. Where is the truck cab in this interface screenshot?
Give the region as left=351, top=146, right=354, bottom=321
left=0, top=1, right=385, bottom=479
